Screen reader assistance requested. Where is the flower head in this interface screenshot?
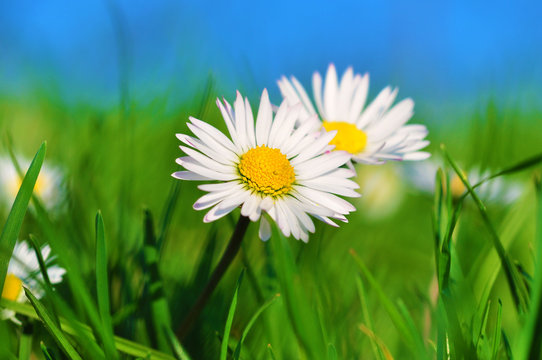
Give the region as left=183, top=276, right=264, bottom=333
left=2, top=241, right=65, bottom=323
left=172, top=90, right=360, bottom=242
left=0, top=156, right=66, bottom=213
left=278, top=64, right=430, bottom=164
left=402, top=159, right=525, bottom=203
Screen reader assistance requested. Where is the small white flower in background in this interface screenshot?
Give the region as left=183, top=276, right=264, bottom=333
left=278, top=63, right=430, bottom=164
left=172, top=89, right=360, bottom=242
left=1, top=241, right=65, bottom=324
left=402, top=159, right=525, bottom=204
left=0, top=156, right=66, bottom=213
left=356, top=164, right=405, bottom=221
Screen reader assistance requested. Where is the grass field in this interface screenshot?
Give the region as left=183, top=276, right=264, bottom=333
left=0, top=82, right=541, bottom=359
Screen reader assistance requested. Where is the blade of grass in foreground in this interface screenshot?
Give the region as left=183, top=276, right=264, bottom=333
left=442, top=145, right=530, bottom=313
left=515, top=178, right=542, bottom=359
left=95, top=212, right=119, bottom=360
left=24, top=287, right=83, bottom=360
left=350, top=249, right=429, bottom=359
left=355, top=276, right=384, bottom=360
left=1, top=299, right=176, bottom=360
left=220, top=270, right=244, bottom=360
left=143, top=209, right=173, bottom=354
left=0, top=142, right=45, bottom=293
left=269, top=226, right=327, bottom=359
left=233, top=293, right=280, bottom=359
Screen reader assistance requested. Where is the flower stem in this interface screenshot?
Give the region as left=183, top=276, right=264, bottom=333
left=176, top=215, right=250, bottom=339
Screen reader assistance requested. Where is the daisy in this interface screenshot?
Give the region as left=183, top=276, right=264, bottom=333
left=402, top=159, right=525, bottom=203
left=278, top=63, right=430, bottom=164
left=1, top=241, right=66, bottom=323
left=172, top=89, right=360, bottom=242
left=0, top=156, right=66, bottom=213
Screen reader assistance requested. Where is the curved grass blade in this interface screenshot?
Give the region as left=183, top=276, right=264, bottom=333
left=40, top=342, right=54, bottom=360
left=18, top=331, right=31, bottom=360
left=220, top=269, right=244, bottom=360
left=233, top=293, right=280, bottom=359
left=350, top=249, right=429, bottom=359
left=1, top=299, right=176, bottom=360
left=491, top=300, right=503, bottom=360
left=95, top=211, right=119, bottom=359
left=442, top=144, right=529, bottom=313
left=515, top=181, right=542, bottom=359
left=355, top=276, right=383, bottom=360
left=24, top=287, right=83, bottom=360
left=0, top=142, right=46, bottom=293
left=164, top=327, right=192, bottom=360
left=143, top=209, right=173, bottom=354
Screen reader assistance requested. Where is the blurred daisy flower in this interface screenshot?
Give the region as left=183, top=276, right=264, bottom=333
left=172, top=89, right=359, bottom=242
left=402, top=159, right=524, bottom=203
left=278, top=63, right=430, bottom=164
left=356, top=164, right=405, bottom=221
left=0, top=156, right=66, bottom=214
left=1, top=241, right=65, bottom=324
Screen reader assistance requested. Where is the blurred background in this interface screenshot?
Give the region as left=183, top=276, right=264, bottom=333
left=1, top=0, right=541, bottom=112
left=0, top=1, right=541, bottom=358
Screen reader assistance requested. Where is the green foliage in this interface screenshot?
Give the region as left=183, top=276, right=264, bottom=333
left=0, top=93, right=540, bottom=359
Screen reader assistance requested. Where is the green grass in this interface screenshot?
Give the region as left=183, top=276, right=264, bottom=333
left=0, top=89, right=540, bottom=359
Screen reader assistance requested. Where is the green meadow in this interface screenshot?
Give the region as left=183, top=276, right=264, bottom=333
left=0, top=83, right=541, bottom=359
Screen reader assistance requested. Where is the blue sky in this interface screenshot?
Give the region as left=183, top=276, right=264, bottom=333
left=0, top=0, right=540, bottom=112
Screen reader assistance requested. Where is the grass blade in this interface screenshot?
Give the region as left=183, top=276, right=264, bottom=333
left=442, top=144, right=529, bottom=313
left=95, top=211, right=119, bottom=359
left=143, top=209, right=173, bottom=354
left=355, top=276, right=383, bottom=360
left=350, top=249, right=429, bottom=359
left=220, top=269, right=244, bottom=360
left=233, top=293, right=280, bottom=359
left=2, top=298, right=176, bottom=360
left=491, top=300, right=503, bottom=360
left=0, top=142, right=46, bottom=293
left=24, top=287, right=83, bottom=360
left=164, top=327, right=192, bottom=360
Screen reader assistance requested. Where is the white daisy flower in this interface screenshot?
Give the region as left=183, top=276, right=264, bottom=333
left=278, top=63, right=430, bottom=164
left=356, top=164, right=405, bottom=221
left=1, top=241, right=66, bottom=323
left=172, top=89, right=360, bottom=242
left=0, top=156, right=66, bottom=213
left=402, top=159, right=525, bottom=203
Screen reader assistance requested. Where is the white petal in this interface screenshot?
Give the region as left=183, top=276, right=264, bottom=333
left=179, top=146, right=235, bottom=175
left=172, top=171, right=213, bottom=181
left=337, top=67, right=354, bottom=121
left=356, top=87, right=397, bottom=129
left=234, top=91, right=250, bottom=152
left=176, top=157, right=237, bottom=181
left=271, top=103, right=301, bottom=149
left=177, top=134, right=237, bottom=164
left=323, top=64, right=339, bottom=121
left=188, top=117, right=238, bottom=153
left=312, top=71, right=325, bottom=117
left=290, top=130, right=337, bottom=166
left=216, top=98, right=239, bottom=145
left=347, top=74, right=369, bottom=123
left=259, top=217, right=271, bottom=241
left=256, top=89, right=273, bottom=146
left=244, top=97, right=256, bottom=148
left=295, top=186, right=356, bottom=214
left=295, top=151, right=352, bottom=180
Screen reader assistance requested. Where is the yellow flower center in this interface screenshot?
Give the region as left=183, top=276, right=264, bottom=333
left=2, top=273, right=23, bottom=301
left=450, top=174, right=466, bottom=198
left=322, top=121, right=368, bottom=154
left=238, top=146, right=295, bottom=197
left=9, top=174, right=47, bottom=198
